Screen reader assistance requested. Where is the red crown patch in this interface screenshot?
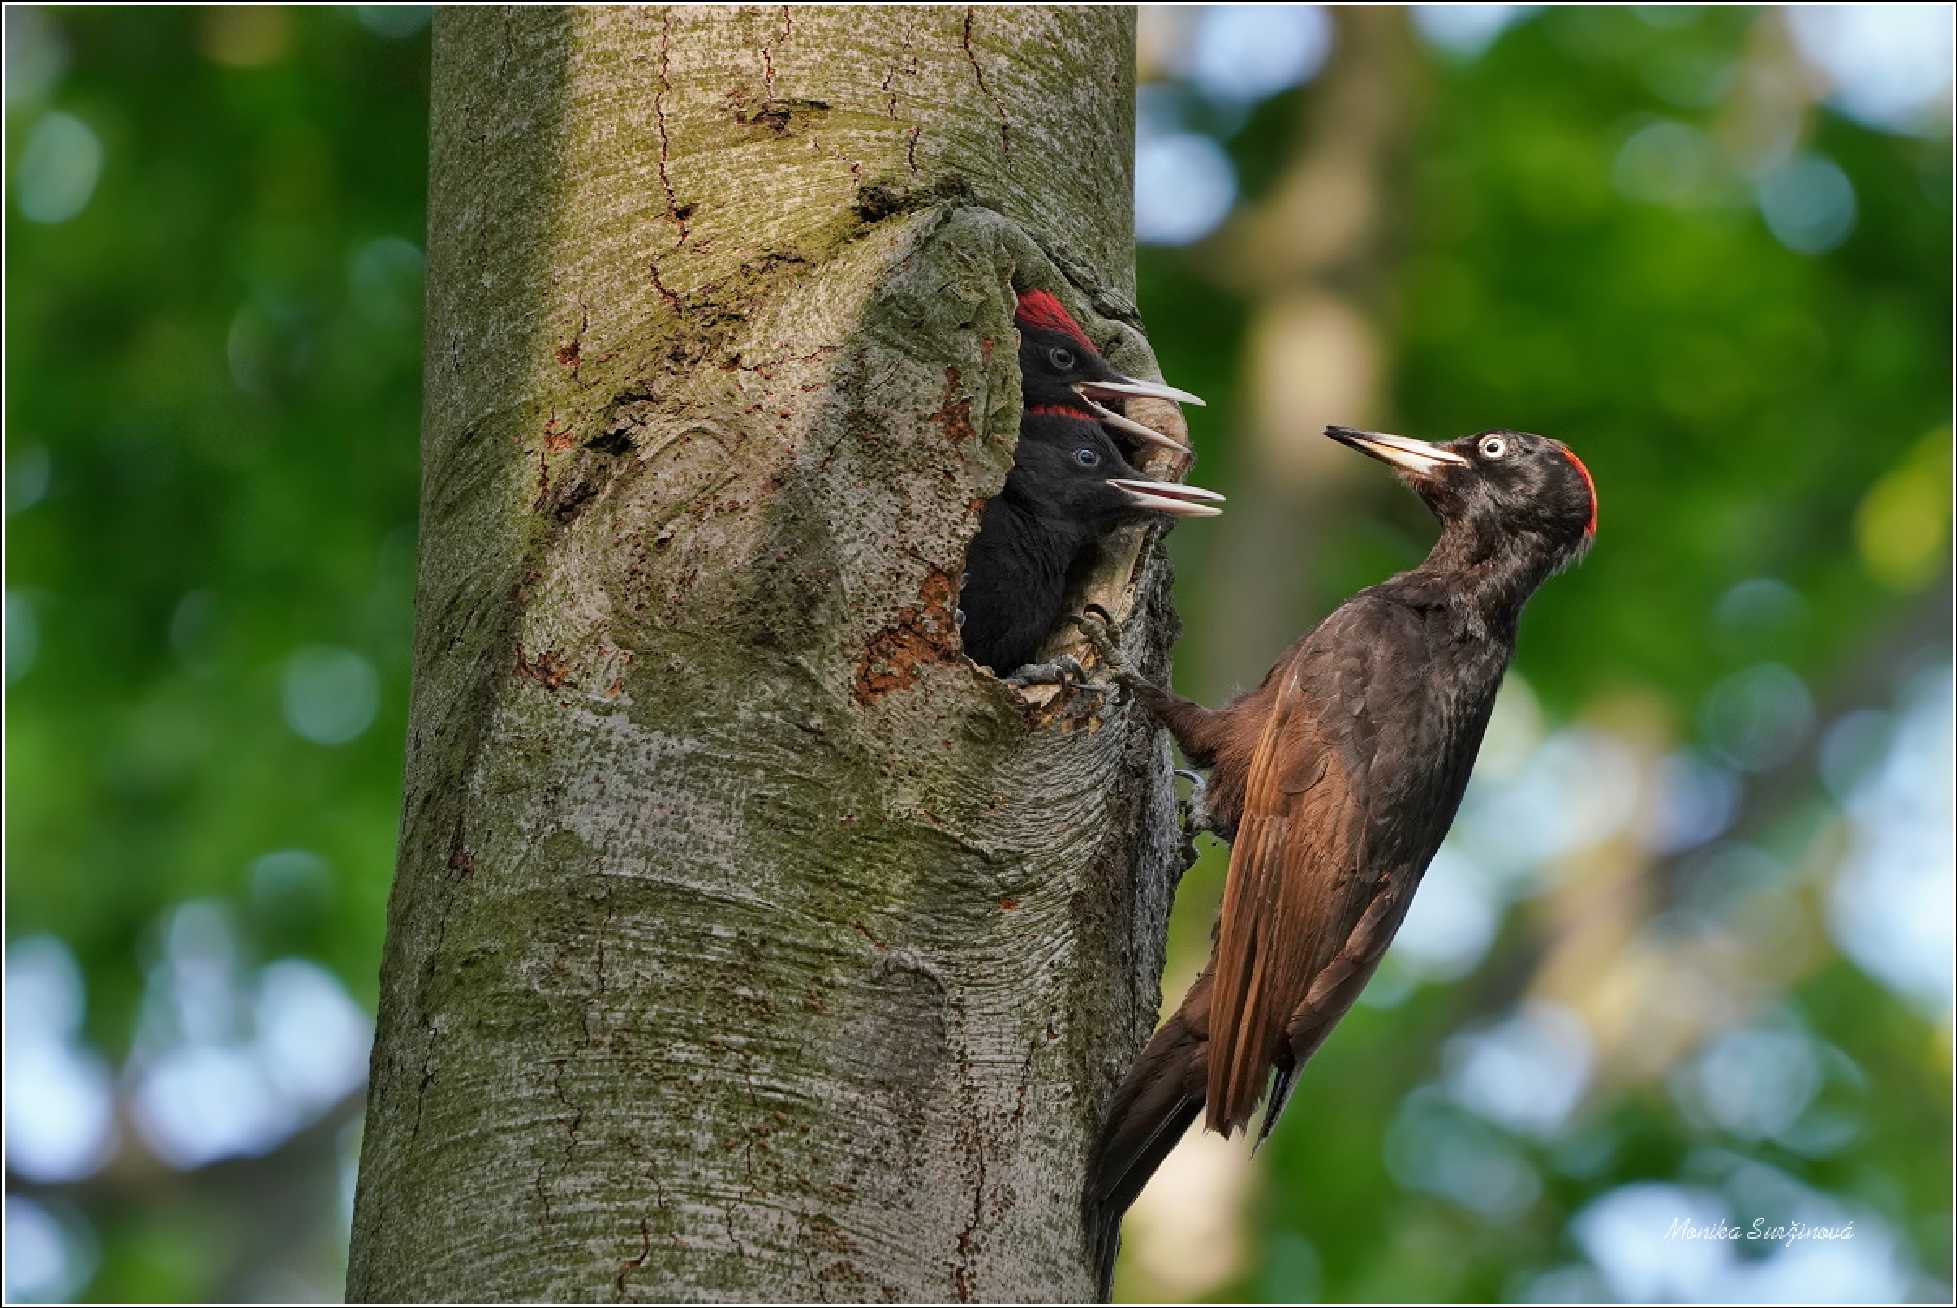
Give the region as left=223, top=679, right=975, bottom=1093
left=1014, top=289, right=1096, bottom=354
left=1561, top=447, right=1598, bottom=536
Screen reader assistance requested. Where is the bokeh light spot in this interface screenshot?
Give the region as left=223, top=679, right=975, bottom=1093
left=282, top=646, right=380, bottom=745
left=249, top=848, right=334, bottom=916
left=3, top=1198, right=97, bottom=1303
left=358, top=6, right=431, bottom=40
left=1387, top=1088, right=1543, bottom=1218
left=5, top=937, right=117, bottom=1183
left=255, top=959, right=372, bottom=1112
left=198, top=6, right=291, bottom=67
left=1788, top=4, right=1956, bottom=135
left=1445, top=1001, right=1593, bottom=1137
left=15, top=111, right=103, bottom=224
left=6, top=590, right=41, bottom=684
left=1700, top=663, right=1814, bottom=772
left=349, top=236, right=425, bottom=330
left=4, top=6, right=70, bottom=106
left=1186, top=6, right=1331, bottom=104
left=132, top=1043, right=293, bottom=1169
left=1828, top=665, right=1955, bottom=1014
left=1612, top=119, right=1735, bottom=209
left=1672, top=1021, right=1822, bottom=1140
left=1713, top=577, right=1808, bottom=649
left=1136, top=131, right=1237, bottom=246
left=7, top=442, right=52, bottom=511
left=1854, top=427, right=1953, bottom=590
left=1572, top=1183, right=1732, bottom=1300
left=1643, top=750, right=1741, bottom=854
left=1413, top=5, right=1536, bottom=59
left=1756, top=153, right=1857, bottom=255
left=1390, top=849, right=1498, bottom=981
left=1818, top=708, right=1890, bottom=804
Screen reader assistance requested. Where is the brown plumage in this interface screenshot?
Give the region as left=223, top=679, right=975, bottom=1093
left=1085, top=426, right=1598, bottom=1293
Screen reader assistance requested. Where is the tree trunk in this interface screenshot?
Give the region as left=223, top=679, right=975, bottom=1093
left=349, top=7, right=1187, bottom=1302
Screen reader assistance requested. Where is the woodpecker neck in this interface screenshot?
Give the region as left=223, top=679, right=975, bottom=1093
left=1420, top=519, right=1559, bottom=638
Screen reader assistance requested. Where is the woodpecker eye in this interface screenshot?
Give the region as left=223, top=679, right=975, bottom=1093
left=1047, top=346, right=1076, bottom=372
left=1480, top=436, right=1508, bottom=459
left=1073, top=446, right=1100, bottom=468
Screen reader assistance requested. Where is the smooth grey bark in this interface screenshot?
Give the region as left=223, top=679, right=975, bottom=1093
left=349, top=7, right=1188, bottom=1302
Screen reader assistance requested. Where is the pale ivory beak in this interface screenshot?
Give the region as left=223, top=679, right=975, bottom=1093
left=1077, top=375, right=1206, bottom=455
left=1323, top=425, right=1468, bottom=474
left=1108, top=478, right=1226, bottom=518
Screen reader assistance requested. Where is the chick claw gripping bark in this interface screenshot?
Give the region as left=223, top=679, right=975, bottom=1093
left=958, top=290, right=1222, bottom=679
left=1084, top=425, right=1598, bottom=1292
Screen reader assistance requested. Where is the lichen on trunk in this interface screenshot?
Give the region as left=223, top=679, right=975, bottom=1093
left=350, top=8, right=1187, bottom=1301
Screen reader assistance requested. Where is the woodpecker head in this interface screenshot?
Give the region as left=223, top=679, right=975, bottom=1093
left=1325, top=426, right=1597, bottom=569
left=1013, top=410, right=1224, bottom=526
left=1014, top=289, right=1203, bottom=456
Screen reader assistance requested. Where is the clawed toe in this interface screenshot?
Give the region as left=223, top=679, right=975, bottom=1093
left=1006, top=655, right=1112, bottom=697
left=1069, top=607, right=1127, bottom=672
left=1169, top=768, right=1215, bottom=840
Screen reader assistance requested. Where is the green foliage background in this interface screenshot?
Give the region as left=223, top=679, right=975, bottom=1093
left=5, top=6, right=1950, bottom=1303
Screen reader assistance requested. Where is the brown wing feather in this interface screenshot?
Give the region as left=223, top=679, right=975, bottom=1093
left=1204, top=659, right=1367, bottom=1134
left=1205, top=598, right=1420, bottom=1136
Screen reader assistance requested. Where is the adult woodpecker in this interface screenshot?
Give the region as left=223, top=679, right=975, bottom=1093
left=1081, top=425, right=1597, bottom=1290
left=959, top=291, right=1220, bottom=678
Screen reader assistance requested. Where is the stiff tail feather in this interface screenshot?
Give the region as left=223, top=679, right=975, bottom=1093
left=1083, top=975, right=1212, bottom=1300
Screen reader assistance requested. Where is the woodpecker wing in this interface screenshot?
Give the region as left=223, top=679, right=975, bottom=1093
left=1203, top=597, right=1421, bottom=1137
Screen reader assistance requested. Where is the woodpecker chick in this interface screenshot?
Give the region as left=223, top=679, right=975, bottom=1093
left=1013, top=289, right=1203, bottom=458
left=959, top=291, right=1219, bottom=679
left=960, top=411, right=1221, bottom=677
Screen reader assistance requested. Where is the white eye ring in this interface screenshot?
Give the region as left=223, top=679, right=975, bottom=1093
left=1480, top=436, right=1508, bottom=459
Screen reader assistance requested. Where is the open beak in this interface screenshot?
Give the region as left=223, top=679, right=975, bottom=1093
left=1077, top=374, right=1205, bottom=455
left=1323, top=425, right=1468, bottom=475
left=1108, top=478, right=1226, bottom=519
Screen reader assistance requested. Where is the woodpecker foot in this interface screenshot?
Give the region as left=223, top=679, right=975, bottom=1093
left=1005, top=654, right=1111, bottom=697
left=1173, top=768, right=1218, bottom=841
left=1069, top=604, right=1130, bottom=679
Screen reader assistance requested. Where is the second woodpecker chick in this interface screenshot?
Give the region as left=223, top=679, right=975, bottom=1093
left=961, top=411, right=1220, bottom=677
left=960, top=290, right=1219, bottom=679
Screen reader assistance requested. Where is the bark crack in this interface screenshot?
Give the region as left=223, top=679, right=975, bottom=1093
left=589, top=883, right=616, bottom=1047
left=952, top=1117, right=986, bottom=1301
left=536, top=1057, right=587, bottom=1226
left=726, top=342, right=839, bottom=378
left=406, top=835, right=468, bottom=1150
left=758, top=5, right=791, bottom=101
left=647, top=259, right=685, bottom=315
left=822, top=136, right=865, bottom=186
left=613, top=1217, right=653, bottom=1300
left=653, top=12, right=689, bottom=245
left=879, top=39, right=922, bottom=174
left=961, top=9, right=1010, bottom=154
